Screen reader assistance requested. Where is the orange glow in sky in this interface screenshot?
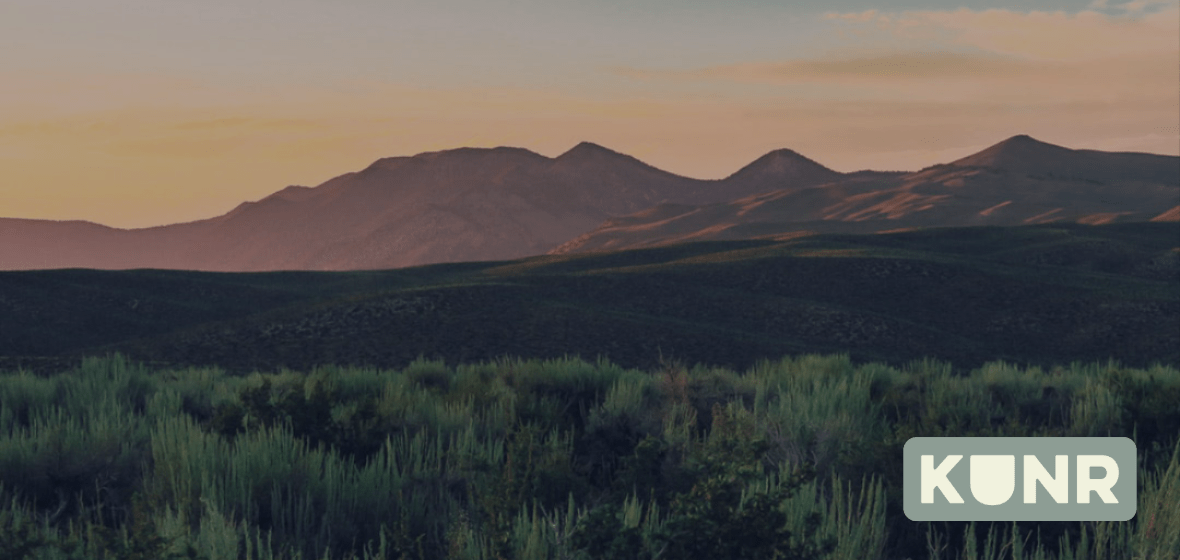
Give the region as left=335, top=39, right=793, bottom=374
left=2, top=1, right=1177, bottom=228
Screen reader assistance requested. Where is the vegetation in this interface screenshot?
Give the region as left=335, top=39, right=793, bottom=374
left=2, top=222, right=1178, bottom=376
left=0, top=354, right=1177, bottom=559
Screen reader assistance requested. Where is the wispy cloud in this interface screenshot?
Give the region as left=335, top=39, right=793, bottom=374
left=618, top=5, right=1178, bottom=104
left=878, top=4, right=1179, bottom=61
left=619, top=51, right=1049, bottom=83
left=1114, top=0, right=1174, bottom=12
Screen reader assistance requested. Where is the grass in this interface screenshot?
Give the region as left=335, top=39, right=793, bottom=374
left=0, top=353, right=1176, bottom=559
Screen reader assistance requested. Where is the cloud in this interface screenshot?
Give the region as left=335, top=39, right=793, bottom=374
left=618, top=5, right=1178, bottom=106
left=4, top=4, right=1177, bottom=229
left=618, top=50, right=1176, bottom=109
left=873, top=5, right=1179, bottom=61
left=625, top=51, right=1048, bottom=83
left=1115, top=0, right=1174, bottom=12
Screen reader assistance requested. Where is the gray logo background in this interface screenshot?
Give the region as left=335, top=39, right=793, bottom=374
left=903, top=437, right=1136, bottom=521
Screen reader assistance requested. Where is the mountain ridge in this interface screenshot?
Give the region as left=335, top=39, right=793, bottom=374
left=3, top=135, right=1177, bottom=271
left=551, top=135, right=1179, bottom=254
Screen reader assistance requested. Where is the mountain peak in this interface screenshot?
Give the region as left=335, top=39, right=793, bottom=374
left=271, top=185, right=315, bottom=202
left=723, top=147, right=841, bottom=187
left=1002, top=133, right=1038, bottom=144
left=951, top=135, right=1074, bottom=169
left=990, top=134, right=1064, bottom=152
left=758, top=148, right=827, bottom=165
left=763, top=147, right=808, bottom=157
left=360, top=146, right=547, bottom=175
left=947, top=134, right=1179, bottom=184
left=409, top=145, right=548, bottom=163
left=556, top=141, right=624, bottom=161
left=550, top=141, right=669, bottom=175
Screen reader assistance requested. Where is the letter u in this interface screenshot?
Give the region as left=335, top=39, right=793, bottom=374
left=970, top=455, right=1016, bottom=506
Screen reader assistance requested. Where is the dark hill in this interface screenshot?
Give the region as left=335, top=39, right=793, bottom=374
left=3, top=222, right=1176, bottom=375
left=554, top=136, right=1179, bottom=253
left=723, top=148, right=843, bottom=191
left=949, top=134, right=1180, bottom=185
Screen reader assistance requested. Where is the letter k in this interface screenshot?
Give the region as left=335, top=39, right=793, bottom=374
left=922, top=455, right=964, bottom=503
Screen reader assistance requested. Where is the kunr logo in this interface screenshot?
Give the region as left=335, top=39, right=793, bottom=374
left=903, top=438, right=1136, bottom=521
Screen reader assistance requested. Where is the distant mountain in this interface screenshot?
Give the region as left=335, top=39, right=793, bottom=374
left=1, top=143, right=789, bottom=271
left=2, top=135, right=1177, bottom=271
left=552, top=136, right=1180, bottom=254
left=722, top=148, right=843, bottom=191
left=949, top=134, right=1180, bottom=185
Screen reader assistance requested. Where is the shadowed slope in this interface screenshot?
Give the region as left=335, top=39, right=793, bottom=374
left=3, top=136, right=1176, bottom=271
left=949, top=134, right=1180, bottom=185
left=2, top=222, right=1176, bottom=374
left=553, top=136, right=1179, bottom=254
left=1, top=144, right=781, bottom=271
left=722, top=148, right=843, bottom=191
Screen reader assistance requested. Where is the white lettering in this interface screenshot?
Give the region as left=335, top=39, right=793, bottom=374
left=1024, top=455, right=1069, bottom=504
left=922, top=455, right=964, bottom=504
left=1077, top=455, right=1119, bottom=504
left=970, top=455, right=1015, bottom=505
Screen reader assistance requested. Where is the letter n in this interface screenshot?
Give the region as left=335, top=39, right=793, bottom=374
left=1024, top=455, right=1069, bottom=504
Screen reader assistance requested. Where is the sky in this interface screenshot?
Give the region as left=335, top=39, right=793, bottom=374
left=2, top=0, right=1178, bottom=228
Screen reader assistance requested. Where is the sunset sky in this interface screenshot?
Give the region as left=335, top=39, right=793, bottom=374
left=2, top=0, right=1177, bottom=228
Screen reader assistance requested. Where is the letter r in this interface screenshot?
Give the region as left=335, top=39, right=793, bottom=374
left=1078, top=455, right=1119, bottom=504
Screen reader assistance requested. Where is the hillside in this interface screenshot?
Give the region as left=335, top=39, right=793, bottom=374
left=4, top=135, right=1175, bottom=271
left=553, top=136, right=1179, bottom=253
left=0, top=143, right=818, bottom=271
left=2, top=222, right=1176, bottom=374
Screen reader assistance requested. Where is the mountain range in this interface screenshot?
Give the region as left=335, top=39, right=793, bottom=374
left=2, top=135, right=1177, bottom=271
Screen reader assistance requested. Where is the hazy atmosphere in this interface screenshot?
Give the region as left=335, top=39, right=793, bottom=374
left=2, top=0, right=1177, bottom=228
left=3, top=3, right=1179, bottom=558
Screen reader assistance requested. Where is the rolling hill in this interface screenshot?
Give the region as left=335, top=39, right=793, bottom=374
left=2, top=222, right=1176, bottom=374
